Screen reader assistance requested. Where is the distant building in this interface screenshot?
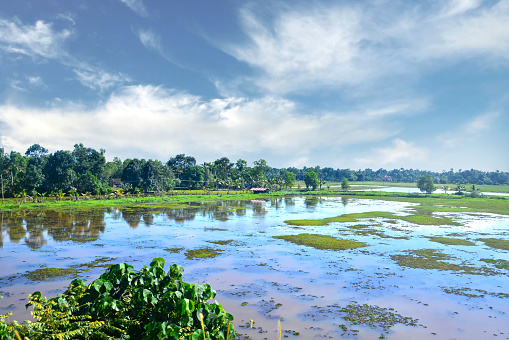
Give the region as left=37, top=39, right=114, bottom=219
left=249, top=187, right=269, bottom=194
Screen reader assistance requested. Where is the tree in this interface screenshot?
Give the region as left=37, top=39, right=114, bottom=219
left=304, top=172, right=319, bottom=190
left=417, top=174, right=435, bottom=195
left=122, top=159, right=143, bottom=192
left=284, top=172, right=296, bottom=189
left=341, top=178, right=350, bottom=191
left=182, top=165, right=204, bottom=189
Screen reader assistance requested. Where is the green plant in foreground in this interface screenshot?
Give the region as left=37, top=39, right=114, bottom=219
left=2, top=258, right=235, bottom=339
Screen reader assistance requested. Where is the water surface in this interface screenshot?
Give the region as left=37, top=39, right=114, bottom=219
left=1, top=197, right=508, bottom=339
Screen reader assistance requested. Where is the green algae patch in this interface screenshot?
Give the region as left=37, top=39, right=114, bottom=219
left=164, top=247, right=184, bottom=253
left=208, top=240, right=234, bottom=245
left=343, top=211, right=397, bottom=220
left=284, top=219, right=329, bottom=226
left=60, top=237, right=99, bottom=243
left=274, top=233, right=366, bottom=250
left=428, top=237, right=475, bottom=246
left=284, top=216, right=356, bottom=226
left=324, top=216, right=357, bottom=223
left=23, top=267, right=83, bottom=281
left=185, top=247, right=223, bottom=260
left=479, top=238, right=509, bottom=250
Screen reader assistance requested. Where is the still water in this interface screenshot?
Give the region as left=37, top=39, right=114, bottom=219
left=1, top=197, right=508, bottom=339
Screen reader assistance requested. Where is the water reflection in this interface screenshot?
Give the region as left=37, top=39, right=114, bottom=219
left=2, top=198, right=313, bottom=250
left=0, top=210, right=107, bottom=248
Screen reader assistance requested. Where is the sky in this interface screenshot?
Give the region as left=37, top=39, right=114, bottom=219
left=0, top=0, right=508, bottom=172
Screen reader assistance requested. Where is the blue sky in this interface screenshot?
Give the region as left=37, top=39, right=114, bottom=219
left=0, top=0, right=508, bottom=171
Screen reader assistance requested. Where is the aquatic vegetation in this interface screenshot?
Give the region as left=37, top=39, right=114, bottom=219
left=391, top=249, right=498, bottom=275
left=274, top=233, right=366, bottom=250
left=440, top=286, right=509, bottom=298
left=73, top=257, right=116, bottom=269
left=208, top=240, right=234, bottom=245
left=284, top=219, right=329, bottom=226
left=163, top=247, right=184, bottom=253
left=478, top=238, right=509, bottom=250
left=353, top=229, right=409, bottom=239
left=23, top=267, right=83, bottom=281
left=60, top=237, right=98, bottom=243
left=309, top=303, right=420, bottom=333
left=398, top=214, right=460, bottom=226
left=481, top=258, right=509, bottom=269
left=428, top=236, right=475, bottom=246
left=185, top=247, right=223, bottom=259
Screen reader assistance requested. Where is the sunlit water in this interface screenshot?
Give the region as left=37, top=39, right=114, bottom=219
left=1, top=197, right=508, bottom=339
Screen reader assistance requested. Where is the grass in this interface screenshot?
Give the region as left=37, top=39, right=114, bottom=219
left=1, top=188, right=507, bottom=216
left=285, top=211, right=461, bottom=227
left=428, top=237, right=475, bottom=246
left=478, top=238, right=509, bottom=250
left=481, top=258, right=509, bottom=269
left=274, top=233, right=366, bottom=250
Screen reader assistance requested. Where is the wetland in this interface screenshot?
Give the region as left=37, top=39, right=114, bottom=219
left=1, top=195, right=508, bottom=339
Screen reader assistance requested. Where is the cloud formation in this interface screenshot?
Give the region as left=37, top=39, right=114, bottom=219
left=0, top=17, right=128, bottom=92
left=222, top=1, right=509, bottom=95
left=0, top=85, right=417, bottom=166
left=0, top=18, right=71, bottom=59
left=120, top=0, right=148, bottom=17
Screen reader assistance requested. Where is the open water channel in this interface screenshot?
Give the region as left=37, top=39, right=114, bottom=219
left=1, top=196, right=508, bottom=339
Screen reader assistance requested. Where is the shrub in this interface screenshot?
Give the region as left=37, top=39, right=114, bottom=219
left=2, top=258, right=235, bottom=339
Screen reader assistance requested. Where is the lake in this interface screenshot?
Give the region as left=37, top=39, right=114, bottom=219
left=1, top=196, right=508, bottom=339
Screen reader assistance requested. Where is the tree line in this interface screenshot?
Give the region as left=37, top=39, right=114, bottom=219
left=0, top=143, right=507, bottom=199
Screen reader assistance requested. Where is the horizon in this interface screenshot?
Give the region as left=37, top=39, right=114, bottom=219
left=1, top=1, right=508, bottom=172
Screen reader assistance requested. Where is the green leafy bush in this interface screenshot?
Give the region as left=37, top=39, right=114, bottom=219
left=1, top=258, right=235, bottom=339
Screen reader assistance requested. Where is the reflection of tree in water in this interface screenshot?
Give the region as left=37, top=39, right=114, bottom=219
left=249, top=200, right=268, bottom=217
left=46, top=211, right=106, bottom=242
left=121, top=209, right=144, bottom=229
left=305, top=197, right=320, bottom=208
left=285, top=197, right=295, bottom=207
left=142, top=212, right=154, bottom=226
left=0, top=210, right=108, bottom=249
left=341, top=197, right=349, bottom=207
left=269, top=198, right=284, bottom=209
left=0, top=211, right=26, bottom=247
left=165, top=208, right=197, bottom=223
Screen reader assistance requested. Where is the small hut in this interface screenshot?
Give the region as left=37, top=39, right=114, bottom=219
left=249, top=187, right=269, bottom=194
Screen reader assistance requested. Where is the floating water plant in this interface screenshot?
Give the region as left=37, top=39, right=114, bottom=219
left=428, top=236, right=475, bottom=246
left=23, top=267, right=83, bottom=281
left=274, top=233, right=366, bottom=250
left=185, top=247, right=223, bottom=259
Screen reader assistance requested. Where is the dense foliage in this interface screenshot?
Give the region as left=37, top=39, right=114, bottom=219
left=0, top=258, right=235, bottom=339
left=1, top=143, right=507, bottom=199
left=417, top=174, right=436, bottom=195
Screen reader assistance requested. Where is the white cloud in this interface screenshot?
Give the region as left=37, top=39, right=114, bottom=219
left=0, top=85, right=416, bottom=165
left=354, top=139, right=429, bottom=168
left=439, top=111, right=500, bottom=147
left=221, top=1, right=509, bottom=95
left=73, top=68, right=130, bottom=92
left=0, top=17, right=128, bottom=92
left=120, top=0, right=148, bottom=17
left=0, top=18, right=71, bottom=59
left=138, top=29, right=161, bottom=50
